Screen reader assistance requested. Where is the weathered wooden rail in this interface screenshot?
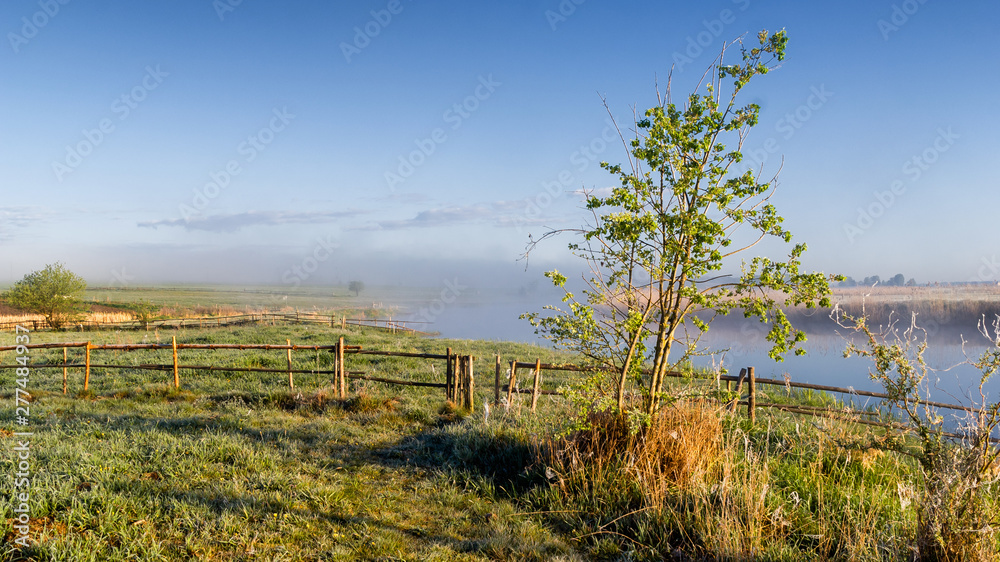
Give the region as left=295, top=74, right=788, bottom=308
left=497, top=362, right=998, bottom=443
left=1, top=335, right=995, bottom=443
left=0, top=339, right=476, bottom=408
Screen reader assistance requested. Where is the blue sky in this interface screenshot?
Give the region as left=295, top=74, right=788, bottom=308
left=1, top=0, right=998, bottom=290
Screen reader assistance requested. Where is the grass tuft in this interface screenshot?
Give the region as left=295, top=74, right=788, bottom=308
left=343, top=390, right=399, bottom=414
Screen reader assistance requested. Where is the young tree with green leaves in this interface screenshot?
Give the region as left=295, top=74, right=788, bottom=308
left=3, top=262, right=87, bottom=329
left=524, top=31, right=839, bottom=415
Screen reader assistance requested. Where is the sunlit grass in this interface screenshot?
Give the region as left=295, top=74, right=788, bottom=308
left=0, top=324, right=583, bottom=560
left=2, top=321, right=995, bottom=560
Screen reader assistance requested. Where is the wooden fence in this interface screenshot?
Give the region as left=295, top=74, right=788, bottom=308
left=0, top=339, right=476, bottom=408
left=1, top=339, right=996, bottom=443
left=499, top=361, right=1000, bottom=444
left=0, top=312, right=430, bottom=336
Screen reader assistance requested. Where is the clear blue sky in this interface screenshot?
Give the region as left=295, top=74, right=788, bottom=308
left=2, top=0, right=998, bottom=289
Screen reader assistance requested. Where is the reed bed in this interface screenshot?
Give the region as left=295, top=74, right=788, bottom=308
left=0, top=304, right=134, bottom=327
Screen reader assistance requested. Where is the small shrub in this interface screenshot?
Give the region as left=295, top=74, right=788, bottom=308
left=837, top=308, right=1000, bottom=561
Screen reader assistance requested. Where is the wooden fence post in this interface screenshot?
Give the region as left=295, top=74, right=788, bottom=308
left=172, top=336, right=180, bottom=389
left=454, top=355, right=463, bottom=405
left=451, top=355, right=458, bottom=404
left=453, top=355, right=466, bottom=408
left=747, top=366, right=756, bottom=423
left=530, top=358, right=542, bottom=412
left=341, top=317, right=346, bottom=330
left=445, top=347, right=453, bottom=401
left=62, top=347, right=68, bottom=395
left=466, top=355, right=474, bottom=411
left=336, top=337, right=341, bottom=397
left=84, top=342, right=91, bottom=391
left=494, top=355, right=501, bottom=405
left=729, top=367, right=746, bottom=413
left=286, top=339, right=294, bottom=390
left=337, top=336, right=346, bottom=399
left=506, top=360, right=517, bottom=404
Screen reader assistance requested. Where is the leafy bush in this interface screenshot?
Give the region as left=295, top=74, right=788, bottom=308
left=2, top=262, right=86, bottom=328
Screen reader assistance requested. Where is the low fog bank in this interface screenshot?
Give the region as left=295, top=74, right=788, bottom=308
left=709, top=287, right=1000, bottom=347
left=28, top=244, right=575, bottom=293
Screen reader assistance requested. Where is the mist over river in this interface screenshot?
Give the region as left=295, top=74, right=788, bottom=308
left=401, top=291, right=1000, bottom=414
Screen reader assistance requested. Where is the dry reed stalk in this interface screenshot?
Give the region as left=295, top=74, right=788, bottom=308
left=0, top=310, right=135, bottom=327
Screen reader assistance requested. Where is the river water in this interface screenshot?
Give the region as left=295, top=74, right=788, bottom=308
left=402, top=293, right=1000, bottom=418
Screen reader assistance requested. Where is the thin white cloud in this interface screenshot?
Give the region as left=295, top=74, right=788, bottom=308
left=352, top=200, right=574, bottom=232
left=351, top=205, right=491, bottom=231
left=373, top=191, right=434, bottom=205
left=493, top=215, right=553, bottom=228
left=137, top=210, right=363, bottom=233
left=0, top=206, right=50, bottom=226
left=0, top=206, right=53, bottom=240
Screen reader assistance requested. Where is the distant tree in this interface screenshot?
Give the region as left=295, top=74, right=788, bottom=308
left=863, top=275, right=881, bottom=286
left=348, top=281, right=365, bottom=297
left=889, top=273, right=905, bottom=287
left=2, top=262, right=87, bottom=328
left=905, top=278, right=917, bottom=287
left=840, top=276, right=858, bottom=288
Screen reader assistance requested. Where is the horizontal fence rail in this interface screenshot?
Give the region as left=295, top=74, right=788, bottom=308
left=715, top=372, right=976, bottom=414
left=500, top=361, right=998, bottom=443
left=0, top=338, right=475, bottom=408
left=1, top=334, right=995, bottom=444
left=504, top=361, right=980, bottom=415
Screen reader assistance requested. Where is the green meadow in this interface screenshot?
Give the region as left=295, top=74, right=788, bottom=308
left=0, top=304, right=996, bottom=560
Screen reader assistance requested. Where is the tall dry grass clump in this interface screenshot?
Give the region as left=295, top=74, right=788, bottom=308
left=542, top=402, right=791, bottom=558
left=547, top=402, right=722, bottom=500
left=633, top=404, right=723, bottom=496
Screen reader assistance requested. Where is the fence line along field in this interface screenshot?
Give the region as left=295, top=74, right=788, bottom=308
left=3, top=316, right=991, bottom=443
left=0, top=322, right=592, bottom=559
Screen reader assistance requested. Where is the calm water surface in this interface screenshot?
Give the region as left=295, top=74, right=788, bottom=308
left=403, top=295, right=999, bottom=411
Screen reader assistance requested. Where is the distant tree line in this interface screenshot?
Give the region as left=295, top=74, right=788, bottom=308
left=838, top=274, right=916, bottom=288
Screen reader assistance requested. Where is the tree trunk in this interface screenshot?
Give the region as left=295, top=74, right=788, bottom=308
left=618, top=319, right=649, bottom=410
